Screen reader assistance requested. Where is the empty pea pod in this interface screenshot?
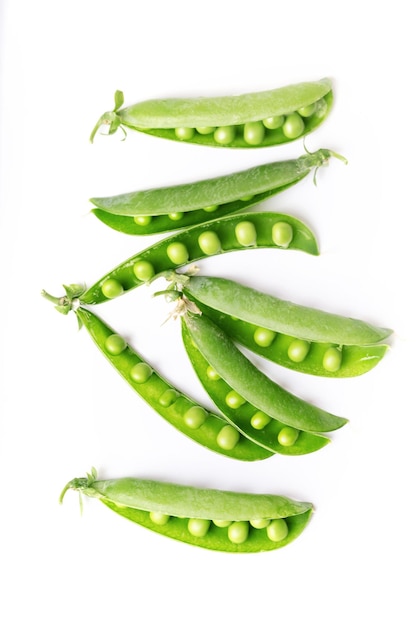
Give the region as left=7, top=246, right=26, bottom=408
left=60, top=469, right=313, bottom=553
left=90, top=148, right=344, bottom=236
left=78, top=212, right=318, bottom=306
left=90, top=78, right=333, bottom=148
left=181, top=320, right=330, bottom=455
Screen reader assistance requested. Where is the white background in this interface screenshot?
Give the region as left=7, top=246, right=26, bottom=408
left=1, top=1, right=416, bottom=624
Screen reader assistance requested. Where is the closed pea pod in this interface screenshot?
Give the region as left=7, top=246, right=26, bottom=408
left=89, top=78, right=333, bottom=148
left=60, top=469, right=314, bottom=553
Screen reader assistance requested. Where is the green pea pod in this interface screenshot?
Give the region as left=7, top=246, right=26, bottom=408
left=90, top=148, right=344, bottom=236
left=79, top=212, right=319, bottom=306
left=90, top=78, right=332, bottom=148
left=60, top=469, right=313, bottom=553
left=183, top=312, right=348, bottom=434
left=181, top=320, right=329, bottom=455
left=74, top=307, right=271, bottom=461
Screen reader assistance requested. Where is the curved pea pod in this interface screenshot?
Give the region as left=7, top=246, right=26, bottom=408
left=181, top=320, right=329, bottom=455
left=183, top=276, right=391, bottom=377
left=60, top=470, right=313, bottom=553
left=90, top=79, right=333, bottom=148
left=90, top=148, right=344, bottom=236
left=75, top=307, right=271, bottom=461
left=79, top=212, right=319, bottom=306
left=183, top=312, right=348, bottom=434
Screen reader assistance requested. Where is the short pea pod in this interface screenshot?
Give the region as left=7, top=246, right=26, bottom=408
left=60, top=470, right=313, bottom=553
left=74, top=307, right=271, bottom=461
left=181, top=320, right=329, bottom=455
left=90, top=78, right=332, bottom=148
left=90, top=148, right=344, bottom=236
left=79, top=212, right=318, bottom=306
left=183, top=312, right=348, bottom=434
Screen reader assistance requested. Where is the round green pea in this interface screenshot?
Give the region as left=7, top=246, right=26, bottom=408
left=212, top=519, right=232, bottom=528
left=315, top=98, right=328, bottom=119
left=240, top=195, right=254, bottom=201
left=277, top=426, right=299, bottom=447
left=149, top=511, right=170, bottom=526
left=168, top=212, right=184, bottom=221
left=198, top=231, right=222, bottom=255
left=250, top=518, right=270, bottom=529
left=235, top=221, right=257, bottom=246
left=253, top=327, right=276, bottom=347
left=175, top=127, right=195, bottom=140
left=183, top=406, right=207, bottom=429
left=133, top=260, right=155, bottom=282
left=266, top=518, right=288, bottom=542
left=196, top=126, right=216, bottom=135
left=166, top=242, right=189, bottom=265
left=228, top=521, right=249, bottom=544
left=250, top=411, right=271, bottom=430
left=188, top=518, right=211, bottom=537
left=225, top=390, right=246, bottom=409
left=158, top=388, right=179, bottom=407
left=133, top=215, right=153, bottom=226
left=323, top=347, right=342, bottom=372
left=262, top=115, right=284, bottom=129
left=213, top=126, right=235, bottom=145
left=272, top=221, right=293, bottom=248
left=101, top=278, right=123, bottom=299
left=203, top=204, right=219, bottom=213
left=282, top=112, right=305, bottom=139
left=206, top=365, right=220, bottom=381
left=130, top=362, right=153, bottom=383
left=216, top=425, right=240, bottom=450
left=297, top=102, right=316, bottom=117
left=243, top=121, right=265, bottom=145
left=104, top=334, right=127, bottom=356
left=287, top=339, right=310, bottom=363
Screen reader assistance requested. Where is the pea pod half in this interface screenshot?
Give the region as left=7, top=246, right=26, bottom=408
left=90, top=148, right=344, bottom=236
left=182, top=275, right=392, bottom=377
left=90, top=78, right=332, bottom=148
left=79, top=212, right=318, bottom=306
left=61, top=469, right=313, bottom=553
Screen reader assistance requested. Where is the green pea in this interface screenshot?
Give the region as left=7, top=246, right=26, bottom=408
left=158, top=388, right=179, bottom=407
left=133, top=260, right=155, bottom=282
left=315, top=98, right=328, bottom=119
left=282, top=112, right=305, bottom=139
left=206, top=365, right=220, bottom=381
left=150, top=511, right=170, bottom=525
left=196, top=126, right=216, bottom=135
left=262, top=115, right=284, bottom=129
left=287, top=339, right=310, bottom=362
left=168, top=212, right=184, bottom=221
left=239, top=194, right=254, bottom=201
left=104, top=334, right=127, bottom=356
left=272, top=221, right=293, bottom=248
left=250, top=518, right=270, bottom=529
left=225, top=390, right=246, bottom=409
left=277, top=426, right=299, bottom=447
left=175, top=127, right=195, bottom=140
left=133, top=215, right=153, bottom=226
left=188, top=518, right=211, bottom=537
left=203, top=204, right=219, bottom=213
left=228, top=521, right=249, bottom=544
left=212, top=519, right=232, bottom=528
left=183, top=406, right=207, bottom=429
left=266, top=518, right=288, bottom=542
left=250, top=411, right=272, bottom=430
left=243, top=121, right=265, bottom=145
left=235, top=220, right=257, bottom=246
left=297, top=103, right=316, bottom=117
left=166, top=242, right=189, bottom=265
left=323, top=347, right=342, bottom=372
left=253, top=327, right=276, bottom=347
left=130, top=362, right=153, bottom=383
left=101, top=278, right=124, bottom=299
left=213, top=126, right=235, bottom=145
left=216, top=425, right=240, bottom=450
left=198, top=231, right=222, bottom=256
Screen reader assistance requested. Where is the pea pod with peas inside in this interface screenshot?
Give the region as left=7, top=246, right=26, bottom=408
left=182, top=275, right=392, bottom=377
left=60, top=469, right=313, bottom=552
left=90, top=148, right=345, bottom=236
left=78, top=212, right=319, bottom=306
left=90, top=78, right=333, bottom=148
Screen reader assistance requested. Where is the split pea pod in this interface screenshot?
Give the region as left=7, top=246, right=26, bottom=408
left=181, top=320, right=329, bottom=455
left=79, top=212, right=318, bottom=306
left=183, top=276, right=392, bottom=377
left=90, top=148, right=344, bottom=236
left=60, top=469, right=313, bottom=553
left=183, top=311, right=348, bottom=434
left=90, top=78, right=332, bottom=148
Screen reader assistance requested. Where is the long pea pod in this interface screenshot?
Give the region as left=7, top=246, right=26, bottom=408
left=90, top=148, right=344, bottom=236
left=90, top=78, right=333, bottom=148
left=79, top=212, right=319, bottom=306
left=183, top=311, right=348, bottom=434
left=181, top=320, right=330, bottom=455
left=60, top=469, right=313, bottom=553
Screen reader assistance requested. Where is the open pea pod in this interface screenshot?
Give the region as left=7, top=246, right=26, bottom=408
left=183, top=311, right=348, bottom=434
left=79, top=212, right=318, bottom=306
left=61, top=470, right=313, bottom=553
left=90, top=78, right=332, bottom=148
left=90, top=148, right=344, bottom=236
left=183, top=276, right=391, bottom=377
left=181, top=320, right=329, bottom=455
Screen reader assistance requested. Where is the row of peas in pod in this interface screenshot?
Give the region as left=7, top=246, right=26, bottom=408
left=44, top=78, right=392, bottom=553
